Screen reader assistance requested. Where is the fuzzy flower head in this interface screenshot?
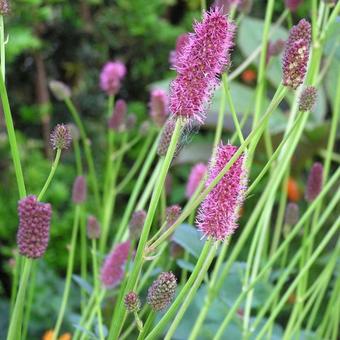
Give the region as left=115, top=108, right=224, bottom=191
left=305, top=162, right=323, bottom=202
left=149, top=89, right=169, bottom=127
left=108, top=99, right=127, bottom=131
left=100, top=61, right=126, bottom=96
left=87, top=215, right=100, bottom=239
left=49, top=80, right=71, bottom=101
left=196, top=143, right=247, bottom=241
left=157, top=118, right=180, bottom=157
left=50, top=124, right=72, bottom=150
left=72, top=176, right=87, bottom=204
left=169, top=33, right=190, bottom=68
left=147, top=272, right=177, bottom=311
left=186, top=163, right=207, bottom=198
left=129, top=210, right=146, bottom=239
left=285, top=202, right=299, bottom=225
left=282, top=19, right=311, bottom=89
left=124, top=292, right=141, bottom=313
left=17, top=195, right=52, bottom=259
left=169, top=7, right=235, bottom=123
left=100, top=240, right=130, bottom=288
left=299, top=86, right=317, bottom=112
left=285, top=0, right=303, bottom=11
left=0, top=0, right=10, bottom=15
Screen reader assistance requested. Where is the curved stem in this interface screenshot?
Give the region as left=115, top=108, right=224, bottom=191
left=37, top=148, right=61, bottom=201
left=52, top=205, right=81, bottom=340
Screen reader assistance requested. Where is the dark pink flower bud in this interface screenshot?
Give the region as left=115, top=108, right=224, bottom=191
left=157, top=118, right=179, bottom=157
left=186, top=163, right=207, bottom=198
left=147, top=272, right=177, bottom=311
left=169, top=8, right=235, bottom=123
left=285, top=0, right=303, bottom=11
left=17, top=195, right=52, bottom=259
left=0, top=0, right=10, bottom=15
left=166, top=205, right=182, bottom=227
left=197, top=143, right=247, bottom=241
left=129, top=210, right=146, bottom=239
left=72, top=176, right=87, bottom=204
left=285, top=203, right=299, bottom=225
left=100, top=240, right=130, bottom=288
left=149, top=89, right=169, bottom=127
left=100, top=61, right=126, bottom=96
left=108, top=99, right=127, bottom=131
left=282, top=19, right=311, bottom=89
left=305, top=162, right=323, bottom=202
left=49, top=80, right=71, bottom=101
left=87, top=215, right=100, bottom=239
left=50, top=124, right=72, bottom=150
left=124, top=291, right=141, bottom=313
left=299, top=86, right=317, bottom=112
left=266, top=39, right=285, bottom=64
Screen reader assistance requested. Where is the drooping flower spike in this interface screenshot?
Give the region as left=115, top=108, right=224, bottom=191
left=17, top=195, right=52, bottom=259
left=196, top=143, right=247, bottom=241
left=169, top=7, right=235, bottom=123
left=282, top=19, right=311, bottom=89
left=186, top=163, right=207, bottom=198
left=100, top=240, right=131, bottom=288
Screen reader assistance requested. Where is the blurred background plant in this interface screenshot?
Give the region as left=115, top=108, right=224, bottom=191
left=0, top=0, right=339, bottom=338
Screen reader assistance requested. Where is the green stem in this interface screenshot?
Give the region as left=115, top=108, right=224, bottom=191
left=7, top=258, right=32, bottom=340
left=52, top=205, right=81, bottom=340
left=137, top=311, right=155, bottom=340
left=37, top=148, right=61, bottom=201
left=80, top=209, right=87, bottom=313
left=108, top=118, right=183, bottom=339
left=0, top=15, right=5, bottom=79
left=64, top=98, right=100, bottom=211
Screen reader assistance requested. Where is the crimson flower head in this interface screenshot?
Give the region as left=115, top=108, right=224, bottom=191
left=108, top=99, right=127, bottom=131
left=169, top=33, right=190, bottom=68
left=169, top=7, right=235, bottom=123
left=196, top=143, right=247, bottom=241
left=17, top=195, right=52, bottom=259
left=157, top=118, right=181, bottom=157
left=299, top=86, right=317, bottom=112
left=100, top=61, right=126, bottom=96
left=124, top=292, right=141, bottom=313
left=72, top=176, right=87, bottom=204
left=305, top=162, right=323, bottom=202
left=285, top=0, right=303, bottom=11
left=186, top=163, right=207, bottom=198
left=282, top=19, right=311, bottom=89
left=166, top=205, right=182, bottom=227
left=50, top=124, right=72, bottom=150
left=129, top=210, right=146, bottom=239
left=149, top=89, right=169, bottom=127
left=100, top=240, right=130, bottom=288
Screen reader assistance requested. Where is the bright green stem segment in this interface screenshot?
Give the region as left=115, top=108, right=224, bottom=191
left=64, top=98, right=100, bottom=210
left=52, top=205, right=81, bottom=340
left=108, top=118, right=183, bottom=339
left=0, top=68, right=26, bottom=198
left=7, top=258, right=32, bottom=340
left=38, top=148, right=61, bottom=201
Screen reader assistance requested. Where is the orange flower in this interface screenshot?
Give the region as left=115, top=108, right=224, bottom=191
left=241, top=69, right=256, bottom=84
left=59, top=333, right=72, bottom=340
left=287, top=177, right=301, bottom=202
left=42, top=330, right=54, bottom=340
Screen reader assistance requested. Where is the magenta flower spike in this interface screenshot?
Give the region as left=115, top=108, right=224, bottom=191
left=169, top=7, right=235, bottom=123
left=108, top=99, right=127, bottom=131
left=169, top=33, right=190, bottom=68
left=285, top=0, right=303, bottom=11
left=17, top=195, right=52, bottom=259
left=305, top=162, right=323, bottom=202
left=100, top=240, right=131, bottom=288
left=149, top=89, right=169, bottom=127
left=186, top=163, right=207, bottom=198
left=72, top=176, right=87, bottom=204
left=282, top=19, right=311, bottom=89
left=196, top=143, right=247, bottom=241
left=100, top=61, right=126, bottom=96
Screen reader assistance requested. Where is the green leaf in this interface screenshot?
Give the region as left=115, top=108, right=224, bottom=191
left=72, top=275, right=93, bottom=295
left=172, top=224, right=204, bottom=258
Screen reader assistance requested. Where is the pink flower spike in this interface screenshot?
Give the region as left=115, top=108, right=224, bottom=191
left=169, top=7, right=235, bottom=123
left=100, top=61, right=126, bottom=96
left=149, top=89, right=169, bottom=127
left=186, top=163, right=207, bottom=198
left=305, top=162, right=323, bottom=202
left=108, top=99, right=127, bottom=131
left=196, top=143, right=247, bottom=241
left=17, top=195, right=52, bottom=259
left=100, top=240, right=131, bottom=289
